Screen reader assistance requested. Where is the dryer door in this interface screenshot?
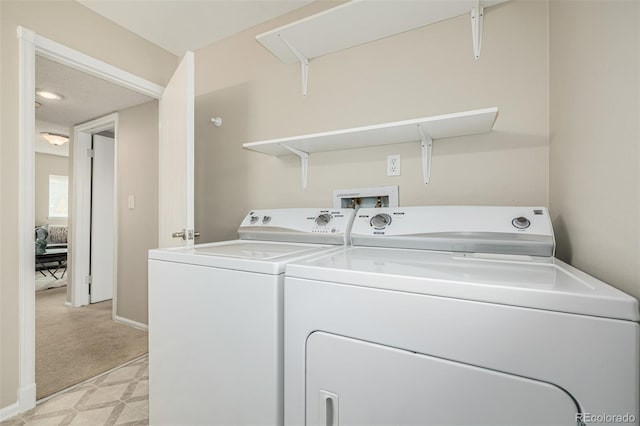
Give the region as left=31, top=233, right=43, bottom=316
left=306, top=332, right=579, bottom=426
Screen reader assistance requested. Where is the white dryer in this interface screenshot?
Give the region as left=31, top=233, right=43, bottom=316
left=284, top=206, right=640, bottom=426
left=148, top=208, right=355, bottom=426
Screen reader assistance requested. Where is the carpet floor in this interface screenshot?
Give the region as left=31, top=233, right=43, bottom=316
left=36, top=287, right=148, bottom=400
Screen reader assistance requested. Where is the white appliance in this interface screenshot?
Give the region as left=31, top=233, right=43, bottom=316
left=284, top=206, right=640, bottom=426
left=148, top=208, right=355, bottom=426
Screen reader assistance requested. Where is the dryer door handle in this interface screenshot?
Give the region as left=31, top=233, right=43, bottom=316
left=318, top=390, right=339, bottom=426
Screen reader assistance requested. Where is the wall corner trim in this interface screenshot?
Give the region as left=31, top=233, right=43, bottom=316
left=16, top=26, right=35, bottom=42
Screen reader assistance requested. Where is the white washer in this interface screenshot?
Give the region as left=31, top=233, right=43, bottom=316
left=148, top=208, right=355, bottom=426
left=284, top=206, right=640, bottom=426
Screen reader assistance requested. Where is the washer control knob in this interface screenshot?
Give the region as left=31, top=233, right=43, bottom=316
left=512, top=216, right=531, bottom=229
left=250, top=216, right=259, bottom=224
left=370, top=214, right=392, bottom=229
left=315, top=214, right=333, bottom=227
left=262, top=216, right=271, bottom=225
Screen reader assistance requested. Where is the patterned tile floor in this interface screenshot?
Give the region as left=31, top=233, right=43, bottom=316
left=2, top=355, right=148, bottom=426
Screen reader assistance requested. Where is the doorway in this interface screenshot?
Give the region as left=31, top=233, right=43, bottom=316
left=17, top=27, right=165, bottom=412
left=71, top=115, right=119, bottom=309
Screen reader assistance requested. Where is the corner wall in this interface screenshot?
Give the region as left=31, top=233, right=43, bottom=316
left=116, top=100, right=159, bottom=326
left=549, top=1, right=640, bottom=299
left=194, top=1, right=550, bottom=243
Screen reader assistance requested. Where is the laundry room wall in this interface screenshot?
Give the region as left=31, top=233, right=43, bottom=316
left=194, top=0, right=550, bottom=242
left=549, top=1, right=640, bottom=299
left=116, top=100, right=159, bottom=326
left=0, top=0, right=177, bottom=411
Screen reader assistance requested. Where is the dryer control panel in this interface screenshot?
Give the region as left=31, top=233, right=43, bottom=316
left=238, top=208, right=356, bottom=245
left=351, top=206, right=555, bottom=257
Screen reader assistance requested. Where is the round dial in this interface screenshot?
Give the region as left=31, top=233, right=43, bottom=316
left=370, top=213, right=392, bottom=229
left=512, top=216, right=531, bottom=229
left=250, top=216, right=259, bottom=224
left=315, top=214, right=333, bottom=227
left=262, top=216, right=271, bottom=224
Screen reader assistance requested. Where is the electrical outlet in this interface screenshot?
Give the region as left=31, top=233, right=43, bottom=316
left=387, top=155, right=401, bottom=176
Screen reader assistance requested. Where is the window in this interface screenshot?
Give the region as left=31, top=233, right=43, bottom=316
left=48, top=175, right=68, bottom=218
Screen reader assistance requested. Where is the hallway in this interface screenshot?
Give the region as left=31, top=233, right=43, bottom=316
left=36, top=287, right=147, bottom=399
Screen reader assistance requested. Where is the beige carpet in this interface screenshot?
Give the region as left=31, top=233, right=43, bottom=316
left=36, top=287, right=148, bottom=400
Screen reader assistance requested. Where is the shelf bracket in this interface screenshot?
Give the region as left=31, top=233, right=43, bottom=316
left=417, top=125, right=433, bottom=184
left=471, top=0, right=484, bottom=60
left=280, top=144, right=309, bottom=189
left=278, top=34, right=309, bottom=96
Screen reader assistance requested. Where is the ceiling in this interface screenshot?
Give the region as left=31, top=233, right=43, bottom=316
left=35, top=55, right=154, bottom=156
left=76, top=0, right=315, bottom=56
left=36, top=55, right=154, bottom=128
left=36, top=1, right=316, bottom=156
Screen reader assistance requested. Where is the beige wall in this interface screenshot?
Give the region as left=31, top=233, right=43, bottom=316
left=194, top=1, right=550, bottom=243
left=549, top=1, right=640, bottom=299
left=116, top=101, right=159, bottom=325
left=0, top=0, right=177, bottom=410
left=35, top=153, right=69, bottom=227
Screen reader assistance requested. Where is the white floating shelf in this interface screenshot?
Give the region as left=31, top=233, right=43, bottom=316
left=257, top=0, right=509, bottom=94
left=244, top=107, right=499, bottom=188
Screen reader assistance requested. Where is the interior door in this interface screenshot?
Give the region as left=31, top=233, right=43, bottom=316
left=158, top=51, right=195, bottom=248
left=90, top=134, right=115, bottom=303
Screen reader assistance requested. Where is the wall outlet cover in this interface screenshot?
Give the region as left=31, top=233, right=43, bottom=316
left=387, top=155, right=401, bottom=176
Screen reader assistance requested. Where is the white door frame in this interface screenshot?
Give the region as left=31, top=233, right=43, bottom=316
left=16, top=26, right=164, bottom=413
left=71, top=114, right=118, bottom=309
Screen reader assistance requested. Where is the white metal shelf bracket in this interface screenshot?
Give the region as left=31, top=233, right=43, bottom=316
left=417, top=125, right=433, bottom=184
left=278, top=34, right=309, bottom=96
left=280, top=144, right=309, bottom=189
left=471, top=0, right=484, bottom=60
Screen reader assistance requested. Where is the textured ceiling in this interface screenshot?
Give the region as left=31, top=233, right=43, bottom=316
left=35, top=55, right=154, bottom=128
left=76, top=0, right=314, bottom=56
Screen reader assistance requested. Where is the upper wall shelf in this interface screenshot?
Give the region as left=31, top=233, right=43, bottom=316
left=257, top=0, right=509, bottom=95
left=243, top=107, right=499, bottom=189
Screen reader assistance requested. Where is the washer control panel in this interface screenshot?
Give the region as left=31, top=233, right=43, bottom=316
left=238, top=208, right=356, bottom=245
left=351, top=206, right=555, bottom=257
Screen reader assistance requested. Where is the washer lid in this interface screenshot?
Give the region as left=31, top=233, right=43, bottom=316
left=285, top=246, right=640, bottom=321
left=149, top=240, right=339, bottom=274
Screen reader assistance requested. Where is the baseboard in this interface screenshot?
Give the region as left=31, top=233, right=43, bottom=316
left=64, top=301, right=73, bottom=307
left=0, top=402, right=20, bottom=421
left=0, top=382, right=35, bottom=421
left=113, top=315, right=148, bottom=331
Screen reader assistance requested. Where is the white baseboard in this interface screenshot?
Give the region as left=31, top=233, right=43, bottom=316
left=0, top=402, right=20, bottom=421
left=0, top=383, right=37, bottom=421
left=113, top=315, right=148, bottom=331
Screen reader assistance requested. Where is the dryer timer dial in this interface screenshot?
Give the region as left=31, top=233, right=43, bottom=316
left=512, top=216, right=531, bottom=229
left=315, top=214, right=333, bottom=226
left=370, top=214, right=392, bottom=229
